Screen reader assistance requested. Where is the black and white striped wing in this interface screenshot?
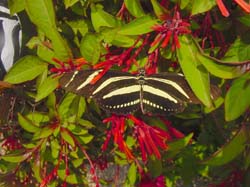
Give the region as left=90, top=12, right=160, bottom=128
left=60, top=69, right=103, bottom=97
left=142, top=73, right=200, bottom=115
left=94, top=84, right=141, bottom=114
left=60, top=70, right=140, bottom=114
left=0, top=2, right=22, bottom=78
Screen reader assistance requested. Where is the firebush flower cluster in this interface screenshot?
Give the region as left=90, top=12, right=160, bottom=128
left=102, top=114, right=184, bottom=163
left=151, top=11, right=191, bottom=51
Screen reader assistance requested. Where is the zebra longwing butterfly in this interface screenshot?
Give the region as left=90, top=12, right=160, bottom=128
left=60, top=69, right=213, bottom=115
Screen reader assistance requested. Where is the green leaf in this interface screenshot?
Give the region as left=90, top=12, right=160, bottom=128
left=180, top=0, right=191, bottom=9
left=1, top=152, right=32, bottom=163
left=192, top=38, right=250, bottom=79
left=0, top=160, right=18, bottom=174
left=74, top=96, right=86, bottom=119
left=203, top=126, right=249, bottom=166
left=72, top=158, right=84, bottom=168
left=66, top=20, right=88, bottom=36
left=151, top=0, right=169, bottom=18
left=46, top=93, right=57, bottom=118
left=225, top=74, right=250, bottom=121
left=18, top=113, right=41, bottom=133
left=31, top=155, right=42, bottom=182
left=68, top=124, right=88, bottom=135
left=177, top=35, right=212, bottom=107
left=80, top=33, right=101, bottom=64
left=53, top=126, right=61, bottom=137
left=25, top=0, right=57, bottom=30
left=8, top=0, right=25, bottom=14
left=191, top=0, right=216, bottom=16
left=148, top=158, right=162, bottom=178
left=26, top=112, right=50, bottom=125
left=118, top=15, right=159, bottom=35
left=223, top=38, right=250, bottom=62
left=78, top=134, right=94, bottom=144
left=58, top=93, right=77, bottom=118
left=51, top=138, right=60, bottom=158
left=58, top=163, right=85, bottom=184
left=34, top=126, right=54, bottom=139
left=26, top=36, right=56, bottom=65
left=51, top=30, right=73, bottom=61
left=124, top=0, right=145, bottom=17
left=61, top=128, right=75, bottom=147
left=4, top=56, right=47, bottom=84
left=91, top=4, right=119, bottom=32
left=25, top=0, right=72, bottom=60
left=36, top=76, right=59, bottom=102
left=101, top=28, right=138, bottom=47
left=166, top=133, right=193, bottom=158
left=64, top=0, right=79, bottom=9
left=204, top=97, right=224, bottom=113
left=37, top=44, right=56, bottom=64
left=36, top=68, right=49, bottom=88
left=127, top=163, right=137, bottom=185
left=78, top=119, right=95, bottom=129
left=22, top=142, right=37, bottom=149
left=238, top=14, right=250, bottom=27
left=197, top=54, right=248, bottom=79
left=126, top=136, right=136, bottom=147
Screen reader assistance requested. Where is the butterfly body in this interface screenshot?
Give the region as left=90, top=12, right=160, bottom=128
left=60, top=69, right=202, bottom=115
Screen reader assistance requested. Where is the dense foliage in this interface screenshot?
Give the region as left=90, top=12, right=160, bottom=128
left=1, top=0, right=250, bottom=186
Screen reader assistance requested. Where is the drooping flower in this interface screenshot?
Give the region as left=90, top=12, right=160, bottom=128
left=151, top=10, right=191, bottom=51
left=102, top=115, right=135, bottom=160
left=102, top=114, right=186, bottom=162
left=146, top=48, right=159, bottom=74
left=216, top=0, right=230, bottom=17
left=161, top=119, right=184, bottom=139
left=216, top=0, right=250, bottom=17
left=128, top=115, right=171, bottom=162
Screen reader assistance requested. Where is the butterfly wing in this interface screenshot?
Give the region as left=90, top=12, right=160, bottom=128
left=91, top=72, right=140, bottom=115
left=59, top=69, right=102, bottom=97
left=60, top=70, right=140, bottom=114
left=142, top=73, right=199, bottom=115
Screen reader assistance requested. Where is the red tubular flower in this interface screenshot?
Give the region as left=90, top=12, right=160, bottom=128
left=91, top=47, right=134, bottom=84
left=216, top=0, right=230, bottom=17
left=102, top=115, right=183, bottom=162
left=92, top=35, right=149, bottom=83
left=128, top=115, right=171, bottom=162
left=50, top=58, right=89, bottom=76
left=161, top=119, right=184, bottom=139
left=146, top=48, right=159, bottom=74
left=139, top=173, right=166, bottom=187
left=217, top=0, right=250, bottom=17
left=102, top=115, right=135, bottom=160
left=151, top=11, right=191, bottom=51
left=234, top=0, right=250, bottom=13
left=93, top=35, right=144, bottom=71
